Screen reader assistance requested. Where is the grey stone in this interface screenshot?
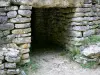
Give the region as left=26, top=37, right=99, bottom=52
left=5, top=6, right=18, bottom=11
left=12, top=28, right=31, bottom=34
left=0, top=31, right=4, bottom=37
left=20, top=49, right=30, bottom=54
left=10, top=17, right=31, bottom=23
left=0, top=16, right=8, bottom=24
left=71, top=26, right=89, bottom=31
left=0, top=60, right=2, bottom=65
left=0, top=12, right=6, bottom=16
left=7, top=69, right=20, bottom=75
left=7, top=11, right=17, bottom=18
left=12, top=37, right=31, bottom=44
left=0, top=52, right=4, bottom=60
left=15, top=23, right=31, bottom=28
left=18, top=10, right=31, bottom=17
left=70, top=31, right=82, bottom=37
left=5, top=63, right=16, bottom=68
left=5, top=56, right=20, bottom=63
left=75, top=8, right=91, bottom=12
left=81, top=45, right=100, bottom=58
left=0, top=23, right=14, bottom=30
left=3, top=30, right=10, bottom=36
left=71, top=17, right=83, bottom=22
left=0, top=64, right=4, bottom=70
left=83, top=30, right=95, bottom=37
left=0, top=70, right=6, bottom=75
left=0, top=0, right=10, bottom=7
left=7, top=33, right=31, bottom=39
left=20, top=5, right=32, bottom=10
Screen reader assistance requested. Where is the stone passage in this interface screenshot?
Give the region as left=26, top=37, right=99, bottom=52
left=0, top=1, right=100, bottom=74
left=31, top=8, right=74, bottom=47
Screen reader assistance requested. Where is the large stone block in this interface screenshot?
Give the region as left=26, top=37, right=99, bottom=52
left=0, top=23, right=14, bottom=30
left=15, top=23, right=31, bottom=28
left=0, top=16, right=8, bottom=24
left=12, top=37, right=31, bottom=44
left=7, top=11, right=17, bottom=18
left=5, top=6, right=18, bottom=11
left=20, top=5, right=32, bottom=10
left=18, top=10, right=32, bottom=17
left=5, top=63, right=16, bottom=69
left=12, top=28, right=31, bottom=34
left=10, top=17, right=31, bottom=23
left=0, top=0, right=10, bottom=7
left=83, top=30, right=95, bottom=37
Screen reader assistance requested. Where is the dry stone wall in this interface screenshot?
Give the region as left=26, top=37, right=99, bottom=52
left=0, top=2, right=32, bottom=75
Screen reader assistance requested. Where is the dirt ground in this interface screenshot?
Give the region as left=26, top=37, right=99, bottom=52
left=27, top=47, right=100, bottom=75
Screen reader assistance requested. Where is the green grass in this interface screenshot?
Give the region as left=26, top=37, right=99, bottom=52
left=80, top=61, right=97, bottom=69
left=82, top=35, right=100, bottom=45
left=20, top=59, right=38, bottom=75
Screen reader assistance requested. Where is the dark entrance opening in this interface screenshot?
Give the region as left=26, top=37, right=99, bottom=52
left=31, top=8, right=74, bottom=50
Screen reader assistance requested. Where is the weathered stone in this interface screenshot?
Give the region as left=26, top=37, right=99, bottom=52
left=71, top=26, right=89, bottom=31
left=81, top=45, right=100, bottom=58
left=5, top=56, right=20, bottom=63
left=6, top=43, right=19, bottom=49
left=0, top=70, right=6, bottom=75
left=15, top=23, right=31, bottom=28
left=3, top=30, right=10, bottom=36
left=0, top=16, right=8, bottom=24
left=20, top=5, right=32, bottom=9
left=20, top=49, right=30, bottom=54
left=7, top=33, right=31, bottom=40
left=0, top=52, right=4, bottom=60
left=0, top=64, right=4, bottom=70
left=7, top=69, right=20, bottom=75
left=7, top=11, right=17, bottom=18
left=70, top=22, right=82, bottom=25
left=71, top=17, right=83, bottom=22
left=12, top=28, right=31, bottom=34
left=84, top=12, right=94, bottom=16
left=11, top=0, right=84, bottom=7
left=5, top=63, right=16, bottom=68
left=22, top=53, right=29, bottom=60
left=18, top=10, right=31, bottom=17
left=0, top=31, right=4, bottom=37
left=70, top=31, right=82, bottom=37
left=21, top=58, right=30, bottom=64
left=5, top=6, right=18, bottom=11
left=0, top=0, right=10, bottom=7
left=10, top=17, right=31, bottom=23
left=5, top=49, right=19, bottom=58
left=0, top=23, right=14, bottom=30
left=0, top=12, right=6, bottom=16
left=83, top=30, right=95, bottom=37
left=0, top=60, right=2, bottom=65
left=20, top=44, right=30, bottom=49
left=75, top=8, right=91, bottom=12
left=12, top=37, right=31, bottom=44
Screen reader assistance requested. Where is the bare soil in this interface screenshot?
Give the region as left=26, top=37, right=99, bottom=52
left=27, top=47, right=100, bottom=75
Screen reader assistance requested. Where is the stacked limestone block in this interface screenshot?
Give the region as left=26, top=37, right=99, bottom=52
left=7, top=5, right=32, bottom=64
left=0, top=48, right=20, bottom=75
left=65, top=0, right=100, bottom=47
left=95, top=3, right=100, bottom=34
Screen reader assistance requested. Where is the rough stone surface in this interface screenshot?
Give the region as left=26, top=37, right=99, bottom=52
left=7, top=11, right=17, bottom=18
left=10, top=17, right=31, bottom=23
left=18, top=10, right=31, bottom=17
left=15, top=23, right=31, bottom=28
left=81, top=45, right=100, bottom=58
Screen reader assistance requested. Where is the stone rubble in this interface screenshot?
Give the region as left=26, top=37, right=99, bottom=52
left=0, top=48, right=20, bottom=75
